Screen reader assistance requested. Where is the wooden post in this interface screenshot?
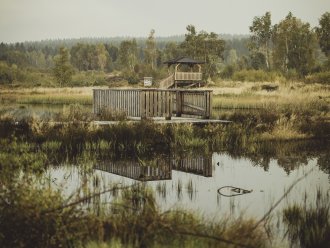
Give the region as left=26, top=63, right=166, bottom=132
left=203, top=91, right=212, bottom=119
left=176, top=90, right=182, bottom=117
left=140, top=90, right=146, bottom=119
left=165, top=91, right=172, bottom=120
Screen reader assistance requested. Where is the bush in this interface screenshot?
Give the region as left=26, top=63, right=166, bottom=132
left=305, top=71, right=330, bottom=84
left=0, top=62, right=15, bottom=84
left=232, top=69, right=279, bottom=82
left=220, top=65, right=235, bottom=79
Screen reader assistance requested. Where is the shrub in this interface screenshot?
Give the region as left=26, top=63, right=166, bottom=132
left=220, top=65, right=235, bottom=79
left=305, top=71, right=330, bottom=84
left=232, top=69, right=279, bottom=82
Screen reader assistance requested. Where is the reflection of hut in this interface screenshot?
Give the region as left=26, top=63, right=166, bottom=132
left=95, top=154, right=212, bottom=181
left=95, top=161, right=172, bottom=181
left=159, top=57, right=205, bottom=88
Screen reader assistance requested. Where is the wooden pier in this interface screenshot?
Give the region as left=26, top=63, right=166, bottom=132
left=93, top=88, right=212, bottom=120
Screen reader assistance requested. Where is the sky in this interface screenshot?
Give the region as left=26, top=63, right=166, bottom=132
left=0, top=0, right=329, bottom=43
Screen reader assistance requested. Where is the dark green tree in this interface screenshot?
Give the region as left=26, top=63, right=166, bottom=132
left=163, top=42, right=182, bottom=61
left=119, top=39, right=138, bottom=72
left=180, top=25, right=225, bottom=78
left=53, top=47, right=74, bottom=87
left=316, top=12, right=330, bottom=57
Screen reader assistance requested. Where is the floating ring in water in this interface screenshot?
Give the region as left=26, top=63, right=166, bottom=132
left=217, top=186, right=253, bottom=197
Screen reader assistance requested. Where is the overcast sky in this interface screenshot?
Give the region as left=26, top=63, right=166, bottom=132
left=0, top=0, right=329, bottom=43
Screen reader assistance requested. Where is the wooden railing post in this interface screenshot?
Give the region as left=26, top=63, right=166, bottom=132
left=203, top=91, right=212, bottom=119
left=140, top=90, right=146, bottom=119
left=165, top=91, right=172, bottom=120
left=176, top=90, right=182, bottom=117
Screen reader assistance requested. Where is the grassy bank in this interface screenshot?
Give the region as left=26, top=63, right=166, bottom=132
left=209, top=81, right=330, bottom=141
left=0, top=87, right=94, bottom=105
left=1, top=81, right=329, bottom=142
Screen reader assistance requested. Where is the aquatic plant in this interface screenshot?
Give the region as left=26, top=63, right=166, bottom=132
left=283, top=190, right=330, bottom=248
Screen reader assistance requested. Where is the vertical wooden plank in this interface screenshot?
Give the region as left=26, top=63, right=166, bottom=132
left=176, top=91, right=182, bottom=117
left=165, top=91, right=172, bottom=120
left=208, top=91, right=212, bottom=119
left=204, top=91, right=210, bottom=119
left=130, top=91, right=132, bottom=117
left=157, top=91, right=162, bottom=116
left=93, top=90, right=96, bottom=114
left=146, top=91, right=150, bottom=118
left=140, top=90, right=146, bottom=119
left=136, top=90, right=138, bottom=117
left=169, top=90, right=172, bottom=119
left=153, top=90, right=157, bottom=117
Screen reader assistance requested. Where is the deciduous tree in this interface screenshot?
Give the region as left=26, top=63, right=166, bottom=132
left=53, top=47, right=74, bottom=87
left=272, top=13, right=317, bottom=75
left=316, top=12, right=330, bottom=57
left=144, top=29, right=157, bottom=69
left=249, top=12, right=272, bottom=70
left=119, top=39, right=138, bottom=72
left=180, top=25, right=225, bottom=78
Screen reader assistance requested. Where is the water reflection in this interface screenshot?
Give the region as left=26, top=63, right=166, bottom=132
left=95, top=160, right=172, bottom=181
left=94, top=155, right=213, bottom=181
left=47, top=140, right=330, bottom=223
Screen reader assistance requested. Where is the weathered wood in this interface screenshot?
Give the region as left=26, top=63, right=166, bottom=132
left=176, top=91, right=182, bottom=117
left=93, top=89, right=212, bottom=120
left=159, top=74, right=174, bottom=88
left=174, top=72, right=202, bottom=81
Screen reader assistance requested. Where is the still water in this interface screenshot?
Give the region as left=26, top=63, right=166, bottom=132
left=47, top=148, right=330, bottom=221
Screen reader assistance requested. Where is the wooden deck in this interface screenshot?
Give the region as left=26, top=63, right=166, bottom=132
left=93, top=88, right=212, bottom=120
left=93, top=117, right=232, bottom=125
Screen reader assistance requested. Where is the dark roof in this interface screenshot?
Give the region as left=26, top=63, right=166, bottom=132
left=163, top=57, right=205, bottom=65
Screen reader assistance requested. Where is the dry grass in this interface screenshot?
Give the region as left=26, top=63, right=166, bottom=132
left=0, top=87, right=99, bottom=105
left=210, top=81, right=330, bottom=115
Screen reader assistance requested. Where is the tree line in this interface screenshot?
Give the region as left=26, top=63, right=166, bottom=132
left=0, top=11, right=329, bottom=86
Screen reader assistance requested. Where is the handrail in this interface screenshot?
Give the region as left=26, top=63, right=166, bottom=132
left=175, top=72, right=202, bottom=81
left=159, top=74, right=174, bottom=88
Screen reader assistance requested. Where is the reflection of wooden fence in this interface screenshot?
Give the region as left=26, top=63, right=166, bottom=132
left=172, top=156, right=212, bottom=177
left=94, top=155, right=212, bottom=180
left=95, top=161, right=172, bottom=181
left=93, top=89, right=212, bottom=119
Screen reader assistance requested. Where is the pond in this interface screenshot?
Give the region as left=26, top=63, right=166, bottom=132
left=1, top=103, right=329, bottom=246
left=46, top=141, right=330, bottom=236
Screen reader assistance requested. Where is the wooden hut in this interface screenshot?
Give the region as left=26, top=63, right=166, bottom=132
left=159, top=57, right=205, bottom=88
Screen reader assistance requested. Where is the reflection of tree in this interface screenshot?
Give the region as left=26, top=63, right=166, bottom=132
left=318, top=153, right=330, bottom=182
left=241, top=140, right=330, bottom=175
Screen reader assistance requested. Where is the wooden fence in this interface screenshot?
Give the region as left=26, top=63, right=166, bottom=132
left=93, top=89, right=212, bottom=119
